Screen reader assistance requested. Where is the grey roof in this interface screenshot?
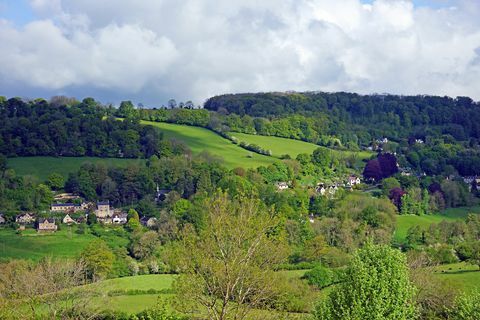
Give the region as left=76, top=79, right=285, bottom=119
left=97, top=201, right=110, bottom=206
left=51, top=203, right=79, bottom=207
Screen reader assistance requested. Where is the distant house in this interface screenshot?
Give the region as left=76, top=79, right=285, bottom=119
left=0, top=214, right=6, bottom=224
left=316, top=183, right=339, bottom=197
left=112, top=212, right=128, bottom=224
left=463, top=176, right=476, bottom=185
left=155, top=186, right=171, bottom=202
left=95, top=201, right=112, bottom=223
left=37, top=218, right=57, bottom=232
left=347, top=175, right=361, bottom=187
left=16, top=213, right=36, bottom=224
left=316, top=183, right=326, bottom=196
left=275, top=182, right=289, bottom=191
left=51, top=202, right=87, bottom=213
left=53, top=193, right=80, bottom=201
left=62, top=214, right=76, bottom=225
left=140, top=216, right=158, bottom=228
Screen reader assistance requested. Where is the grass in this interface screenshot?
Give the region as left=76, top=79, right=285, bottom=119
left=142, top=121, right=277, bottom=169
left=0, top=227, right=97, bottom=262
left=86, top=274, right=177, bottom=314
left=433, top=262, right=480, bottom=292
left=230, top=131, right=373, bottom=162
left=394, top=206, right=480, bottom=243
left=7, top=156, right=145, bottom=181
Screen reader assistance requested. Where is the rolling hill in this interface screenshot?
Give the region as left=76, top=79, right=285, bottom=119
left=230, top=131, right=373, bottom=162
left=142, top=120, right=277, bottom=168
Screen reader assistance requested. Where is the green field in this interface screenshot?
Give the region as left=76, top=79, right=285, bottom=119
left=87, top=274, right=177, bottom=314
left=230, top=132, right=373, bottom=162
left=0, top=228, right=96, bottom=262
left=143, top=121, right=277, bottom=168
left=7, top=156, right=145, bottom=181
left=433, top=262, right=480, bottom=292
left=395, top=206, right=480, bottom=243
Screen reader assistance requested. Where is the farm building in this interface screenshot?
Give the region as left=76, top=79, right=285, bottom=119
left=37, top=218, right=57, bottom=232
left=62, top=214, right=76, bottom=225
left=112, top=212, right=128, bottom=224
left=15, top=213, right=36, bottom=224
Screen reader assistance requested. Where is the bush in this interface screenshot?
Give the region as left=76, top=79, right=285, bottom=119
left=302, top=265, right=344, bottom=289
left=449, top=291, right=480, bottom=320
left=428, top=244, right=458, bottom=264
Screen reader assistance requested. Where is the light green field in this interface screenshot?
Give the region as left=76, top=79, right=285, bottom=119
left=7, top=156, right=145, bottom=181
left=0, top=228, right=96, bottom=262
left=230, top=132, right=373, bottom=162
left=395, top=206, right=480, bottom=243
left=433, top=262, right=480, bottom=292
left=87, top=274, right=177, bottom=314
left=143, top=121, right=277, bottom=168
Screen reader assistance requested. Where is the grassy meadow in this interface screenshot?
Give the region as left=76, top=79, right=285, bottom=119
left=230, top=131, right=373, bottom=162
left=0, top=228, right=96, bottom=262
left=7, top=156, right=145, bottom=181
left=142, top=121, right=277, bottom=168
left=394, top=206, right=480, bottom=243
left=433, top=262, right=480, bottom=293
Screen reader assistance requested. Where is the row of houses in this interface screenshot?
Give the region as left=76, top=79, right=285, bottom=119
left=274, top=175, right=361, bottom=193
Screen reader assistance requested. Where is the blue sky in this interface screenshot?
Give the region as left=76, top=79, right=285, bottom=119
left=0, top=0, right=34, bottom=26
left=0, top=0, right=479, bottom=105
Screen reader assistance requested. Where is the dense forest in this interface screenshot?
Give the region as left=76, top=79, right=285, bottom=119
left=0, top=97, right=185, bottom=158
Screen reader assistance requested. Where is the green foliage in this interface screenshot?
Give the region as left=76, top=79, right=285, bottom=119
left=400, top=187, right=430, bottom=215
left=314, top=243, right=417, bottom=320
left=80, top=239, right=115, bottom=281
left=381, top=177, right=400, bottom=196
left=312, top=147, right=332, bottom=168
left=302, top=265, right=342, bottom=289
left=46, top=172, right=65, bottom=190
left=449, top=291, right=480, bottom=320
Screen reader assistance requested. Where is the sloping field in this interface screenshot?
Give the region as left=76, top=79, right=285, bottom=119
left=143, top=121, right=277, bottom=168
left=395, top=206, right=480, bottom=243
left=230, top=132, right=373, bottom=162
left=7, top=156, right=144, bottom=181
left=0, top=228, right=96, bottom=262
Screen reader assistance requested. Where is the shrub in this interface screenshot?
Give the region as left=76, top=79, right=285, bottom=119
left=449, top=291, right=480, bottom=320
left=302, top=265, right=344, bottom=289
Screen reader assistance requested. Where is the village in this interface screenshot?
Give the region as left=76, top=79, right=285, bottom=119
left=0, top=193, right=159, bottom=233
left=0, top=175, right=364, bottom=233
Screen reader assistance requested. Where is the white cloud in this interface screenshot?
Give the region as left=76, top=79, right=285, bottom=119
left=0, top=0, right=479, bottom=104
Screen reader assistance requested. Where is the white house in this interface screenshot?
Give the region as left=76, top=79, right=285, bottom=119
left=62, top=214, right=76, bottom=225
left=112, top=212, right=128, bottom=224
left=16, top=213, right=36, bottom=224
left=275, top=182, right=289, bottom=191
left=347, top=175, right=361, bottom=187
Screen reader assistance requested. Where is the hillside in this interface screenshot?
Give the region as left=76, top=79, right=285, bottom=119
left=7, top=157, right=145, bottom=181
left=230, top=131, right=372, bottom=162
left=142, top=120, right=277, bottom=168
left=395, top=206, right=480, bottom=243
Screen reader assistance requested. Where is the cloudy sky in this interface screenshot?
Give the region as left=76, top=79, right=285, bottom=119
left=0, top=0, right=479, bottom=106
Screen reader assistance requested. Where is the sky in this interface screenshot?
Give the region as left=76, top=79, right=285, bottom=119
left=0, top=0, right=479, bottom=106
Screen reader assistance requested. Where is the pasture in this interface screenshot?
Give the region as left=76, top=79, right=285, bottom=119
left=394, top=206, right=480, bottom=243
left=142, top=121, right=277, bottom=168
left=0, top=228, right=96, bottom=262
left=7, top=156, right=145, bottom=181
left=433, top=262, right=480, bottom=293
left=230, top=132, right=373, bottom=163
